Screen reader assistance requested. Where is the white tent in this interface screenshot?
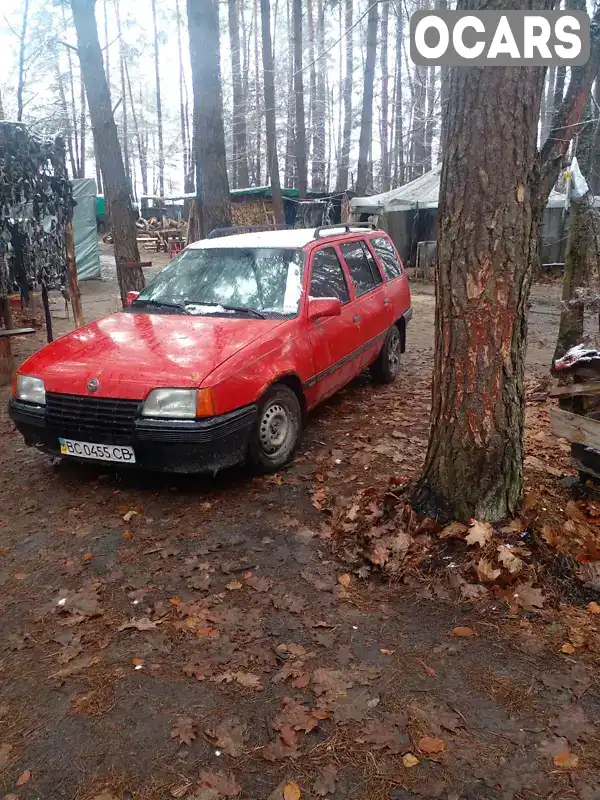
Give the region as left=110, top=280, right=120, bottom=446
left=350, top=165, right=568, bottom=215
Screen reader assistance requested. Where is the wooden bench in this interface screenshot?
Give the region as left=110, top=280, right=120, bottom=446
left=0, top=328, right=37, bottom=387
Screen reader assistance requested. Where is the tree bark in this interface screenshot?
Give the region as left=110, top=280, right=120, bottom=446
left=418, top=1, right=600, bottom=523
left=103, top=0, right=111, bottom=99
left=260, top=0, right=285, bottom=223
left=424, top=64, right=435, bottom=172
left=115, top=0, right=130, bottom=184
left=355, top=0, right=378, bottom=196
left=307, top=0, right=317, bottom=167
left=125, top=60, right=148, bottom=200
left=541, top=66, right=556, bottom=145
left=253, top=0, right=262, bottom=185
left=228, top=0, right=250, bottom=188
left=152, top=0, right=165, bottom=199
left=293, top=0, right=308, bottom=197
left=312, top=0, right=326, bottom=192
left=392, top=0, right=404, bottom=184
left=66, top=220, right=85, bottom=327
left=17, top=0, right=30, bottom=122
left=436, top=0, right=449, bottom=160
left=71, top=0, right=144, bottom=304
left=335, top=0, right=353, bottom=191
left=176, top=0, right=191, bottom=192
left=80, top=78, right=86, bottom=177
left=187, top=0, right=232, bottom=237
left=379, top=0, right=390, bottom=192
left=284, top=0, right=296, bottom=187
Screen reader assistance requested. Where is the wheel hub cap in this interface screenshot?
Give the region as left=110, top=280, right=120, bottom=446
left=259, top=403, right=290, bottom=454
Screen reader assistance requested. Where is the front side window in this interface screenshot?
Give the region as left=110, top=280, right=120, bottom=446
left=339, top=241, right=381, bottom=296
left=309, top=247, right=350, bottom=304
left=371, top=236, right=403, bottom=280
left=133, top=247, right=305, bottom=317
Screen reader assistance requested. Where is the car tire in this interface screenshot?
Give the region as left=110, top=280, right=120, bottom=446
left=248, top=384, right=302, bottom=472
left=370, top=324, right=402, bottom=384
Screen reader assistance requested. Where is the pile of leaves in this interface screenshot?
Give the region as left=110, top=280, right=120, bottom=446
left=327, top=480, right=600, bottom=615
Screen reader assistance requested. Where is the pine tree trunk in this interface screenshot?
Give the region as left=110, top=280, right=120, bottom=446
left=71, top=0, right=144, bottom=304
left=80, top=79, right=86, bottom=177
left=418, top=0, right=600, bottom=522
left=115, top=0, right=130, bottom=184
left=187, top=0, right=232, bottom=237
left=228, top=0, right=250, bottom=188
left=355, top=0, right=377, bottom=196
left=312, top=0, right=326, bottom=192
left=53, top=44, right=78, bottom=177
left=260, top=0, right=285, bottom=223
left=152, top=0, right=165, bottom=198
left=293, top=0, right=308, bottom=197
left=336, top=0, right=352, bottom=191
left=379, top=0, right=390, bottom=192
left=424, top=65, right=435, bottom=172
left=103, top=0, right=111, bottom=99
left=307, top=0, right=317, bottom=164
left=176, top=0, right=192, bottom=192
left=436, top=0, right=449, bottom=159
left=253, top=0, right=262, bottom=185
left=125, top=60, right=148, bottom=200
left=284, top=0, right=296, bottom=188
left=17, top=0, right=30, bottom=122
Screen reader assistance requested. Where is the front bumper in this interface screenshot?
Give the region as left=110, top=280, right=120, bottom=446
left=8, top=398, right=257, bottom=474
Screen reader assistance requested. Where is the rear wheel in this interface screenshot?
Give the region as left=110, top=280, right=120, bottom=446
left=248, top=385, right=302, bottom=472
left=370, top=324, right=401, bottom=384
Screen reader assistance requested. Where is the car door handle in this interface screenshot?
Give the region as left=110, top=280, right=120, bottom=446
left=384, top=297, right=390, bottom=305
left=353, top=315, right=360, bottom=323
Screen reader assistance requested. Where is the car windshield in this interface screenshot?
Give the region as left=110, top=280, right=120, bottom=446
left=134, top=247, right=305, bottom=317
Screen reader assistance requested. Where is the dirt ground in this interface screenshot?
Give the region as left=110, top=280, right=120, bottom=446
left=1, top=261, right=599, bottom=800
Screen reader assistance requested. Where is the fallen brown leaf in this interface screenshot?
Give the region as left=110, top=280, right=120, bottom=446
left=476, top=559, right=501, bottom=583
left=553, top=751, right=579, bottom=769
left=16, top=769, right=31, bottom=786
left=588, top=601, right=600, bottom=614
left=466, top=520, right=493, bottom=548
left=197, top=770, right=242, bottom=797
left=118, top=617, right=160, bottom=631
left=418, top=736, right=445, bottom=754
left=513, top=582, right=545, bottom=610
left=170, top=717, right=197, bottom=746
left=403, top=753, right=420, bottom=768
left=561, top=643, right=576, bottom=655
left=312, top=763, right=338, bottom=796
left=451, top=626, right=476, bottom=638
left=283, top=780, right=302, bottom=800
left=205, top=717, right=247, bottom=756
left=497, top=544, right=525, bottom=575
left=338, top=573, right=351, bottom=587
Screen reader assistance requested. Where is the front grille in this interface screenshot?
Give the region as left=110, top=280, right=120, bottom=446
left=46, top=393, right=140, bottom=443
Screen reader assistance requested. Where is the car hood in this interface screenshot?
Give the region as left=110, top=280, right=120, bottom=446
left=19, top=311, right=285, bottom=399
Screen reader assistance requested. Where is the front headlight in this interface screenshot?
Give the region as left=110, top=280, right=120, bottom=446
left=15, top=375, right=46, bottom=405
left=141, top=388, right=215, bottom=419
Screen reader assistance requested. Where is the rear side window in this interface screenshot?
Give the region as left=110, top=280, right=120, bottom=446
left=339, top=241, right=382, bottom=296
left=371, top=236, right=403, bottom=280
left=310, top=247, right=350, bottom=304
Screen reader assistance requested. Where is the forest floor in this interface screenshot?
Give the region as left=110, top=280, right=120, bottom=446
left=0, top=261, right=599, bottom=800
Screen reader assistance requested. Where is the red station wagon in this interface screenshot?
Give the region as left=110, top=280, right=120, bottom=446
left=9, top=225, right=412, bottom=473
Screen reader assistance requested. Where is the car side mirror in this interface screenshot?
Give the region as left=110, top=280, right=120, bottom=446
left=125, top=291, right=140, bottom=307
left=308, top=297, right=342, bottom=321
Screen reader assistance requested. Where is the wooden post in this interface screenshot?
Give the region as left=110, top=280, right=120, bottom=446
left=0, top=337, right=14, bottom=387
left=0, top=296, right=13, bottom=330
left=66, top=220, right=84, bottom=327
left=41, top=284, right=53, bottom=343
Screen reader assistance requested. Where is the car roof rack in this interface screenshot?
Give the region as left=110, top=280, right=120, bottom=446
left=313, top=222, right=378, bottom=239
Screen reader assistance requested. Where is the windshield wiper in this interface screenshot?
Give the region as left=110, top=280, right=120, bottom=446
left=186, top=302, right=266, bottom=320
left=132, top=298, right=190, bottom=314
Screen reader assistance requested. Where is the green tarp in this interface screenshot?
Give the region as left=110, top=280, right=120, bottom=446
left=72, top=178, right=101, bottom=280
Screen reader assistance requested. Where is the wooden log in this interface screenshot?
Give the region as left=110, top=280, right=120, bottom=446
left=66, top=220, right=85, bottom=328
left=549, top=406, right=600, bottom=449
left=0, top=336, right=14, bottom=387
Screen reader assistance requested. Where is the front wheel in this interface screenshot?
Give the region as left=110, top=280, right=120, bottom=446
left=370, top=324, right=402, bottom=384
left=248, top=385, right=302, bottom=472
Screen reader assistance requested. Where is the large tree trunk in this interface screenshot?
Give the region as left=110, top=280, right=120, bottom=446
left=418, top=3, right=600, bottom=523
left=152, top=0, right=165, bottom=199
left=187, top=0, right=231, bottom=237
left=307, top=0, right=317, bottom=172
left=260, top=0, right=285, bottom=223
left=379, top=0, right=390, bottom=192
left=355, top=0, right=377, bottom=196
left=228, top=0, right=250, bottom=189
left=71, top=0, right=144, bottom=304
left=284, top=0, right=296, bottom=188
left=293, top=0, right=308, bottom=197
left=335, top=0, right=353, bottom=191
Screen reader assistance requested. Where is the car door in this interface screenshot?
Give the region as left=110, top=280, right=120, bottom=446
left=368, top=235, right=411, bottom=321
left=306, top=246, right=363, bottom=402
left=338, top=239, right=390, bottom=371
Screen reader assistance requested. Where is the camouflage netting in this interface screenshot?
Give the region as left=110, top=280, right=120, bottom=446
left=0, top=121, right=73, bottom=300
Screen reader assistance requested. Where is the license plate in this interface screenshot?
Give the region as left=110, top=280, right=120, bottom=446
left=58, top=438, right=136, bottom=464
